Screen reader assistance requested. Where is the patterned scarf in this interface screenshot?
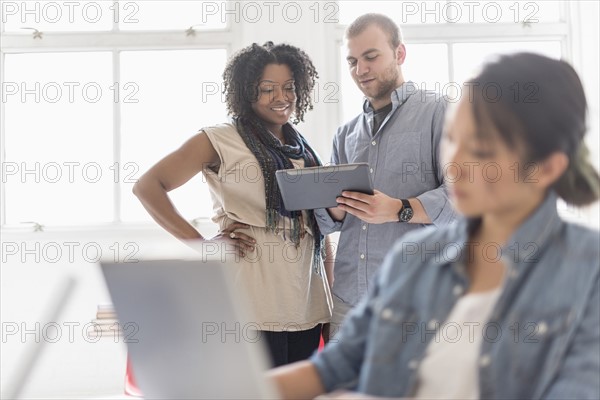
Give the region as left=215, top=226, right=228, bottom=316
left=235, top=117, right=324, bottom=274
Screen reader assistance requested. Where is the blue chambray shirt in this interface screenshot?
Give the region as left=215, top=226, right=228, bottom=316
left=311, top=192, right=600, bottom=399
left=315, top=81, right=458, bottom=306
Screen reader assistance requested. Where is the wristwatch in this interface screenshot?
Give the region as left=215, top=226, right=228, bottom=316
left=398, top=199, right=414, bottom=222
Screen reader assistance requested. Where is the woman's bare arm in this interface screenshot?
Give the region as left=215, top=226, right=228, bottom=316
left=132, top=132, right=219, bottom=240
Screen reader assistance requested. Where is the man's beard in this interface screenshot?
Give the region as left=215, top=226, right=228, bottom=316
left=365, top=63, right=400, bottom=104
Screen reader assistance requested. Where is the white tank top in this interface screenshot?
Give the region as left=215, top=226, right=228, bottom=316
left=414, top=287, right=502, bottom=399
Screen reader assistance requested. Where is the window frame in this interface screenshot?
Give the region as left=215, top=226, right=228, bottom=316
left=332, top=1, right=572, bottom=106
left=1, top=0, right=595, bottom=233
left=0, top=2, right=240, bottom=231
left=331, top=1, right=596, bottom=227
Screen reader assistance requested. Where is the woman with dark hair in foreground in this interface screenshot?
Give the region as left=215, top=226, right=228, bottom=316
left=270, top=53, right=600, bottom=399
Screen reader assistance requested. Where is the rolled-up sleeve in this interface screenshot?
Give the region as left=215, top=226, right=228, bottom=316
left=310, top=278, right=375, bottom=392
left=417, top=185, right=456, bottom=226
left=314, top=208, right=343, bottom=234
left=309, top=239, right=403, bottom=392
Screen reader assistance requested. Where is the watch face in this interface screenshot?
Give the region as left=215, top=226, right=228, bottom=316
left=400, top=207, right=414, bottom=222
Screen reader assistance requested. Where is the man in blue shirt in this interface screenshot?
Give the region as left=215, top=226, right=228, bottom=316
left=315, top=14, right=456, bottom=339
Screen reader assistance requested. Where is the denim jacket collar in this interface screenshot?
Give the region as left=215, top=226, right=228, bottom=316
left=502, top=191, right=562, bottom=265
left=449, top=192, right=562, bottom=277
left=362, top=81, right=417, bottom=114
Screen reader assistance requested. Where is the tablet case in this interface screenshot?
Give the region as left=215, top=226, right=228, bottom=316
left=275, top=163, right=373, bottom=211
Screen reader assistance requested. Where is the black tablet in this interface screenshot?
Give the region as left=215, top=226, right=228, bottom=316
left=275, top=163, right=373, bottom=211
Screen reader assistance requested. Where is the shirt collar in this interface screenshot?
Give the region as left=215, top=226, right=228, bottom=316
left=447, top=192, right=563, bottom=275
left=362, top=81, right=418, bottom=114
left=501, top=191, right=562, bottom=265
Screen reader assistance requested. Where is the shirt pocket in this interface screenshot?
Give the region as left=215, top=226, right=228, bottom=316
left=383, top=131, right=422, bottom=177
left=505, top=307, right=573, bottom=383
left=367, top=304, right=419, bottom=365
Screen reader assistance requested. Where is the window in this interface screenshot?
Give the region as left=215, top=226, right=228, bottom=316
left=1, top=0, right=232, bottom=228
left=336, top=1, right=569, bottom=122
left=339, top=1, right=562, bottom=25
left=1, top=0, right=596, bottom=230
left=119, top=49, right=227, bottom=222
left=340, top=42, right=450, bottom=122
left=2, top=0, right=114, bottom=31
left=4, top=52, right=114, bottom=225
left=334, top=1, right=597, bottom=226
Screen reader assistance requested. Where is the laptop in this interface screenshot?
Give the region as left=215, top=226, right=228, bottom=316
left=100, top=251, right=279, bottom=399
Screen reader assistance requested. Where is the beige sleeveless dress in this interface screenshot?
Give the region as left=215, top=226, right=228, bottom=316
left=202, top=123, right=332, bottom=331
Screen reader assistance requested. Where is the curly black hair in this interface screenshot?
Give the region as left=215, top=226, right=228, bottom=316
left=222, top=41, right=318, bottom=124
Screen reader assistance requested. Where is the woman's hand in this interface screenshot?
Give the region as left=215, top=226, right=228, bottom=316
left=211, top=222, right=256, bottom=257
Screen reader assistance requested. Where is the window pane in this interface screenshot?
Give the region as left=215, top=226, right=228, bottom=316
left=338, top=1, right=561, bottom=25
left=3, top=0, right=113, bottom=32
left=450, top=1, right=561, bottom=24
left=120, top=49, right=228, bottom=223
left=118, top=0, right=226, bottom=31
left=3, top=52, right=114, bottom=225
left=339, top=43, right=449, bottom=123
left=403, top=43, right=449, bottom=90
left=339, top=0, right=445, bottom=25
left=452, top=41, right=562, bottom=85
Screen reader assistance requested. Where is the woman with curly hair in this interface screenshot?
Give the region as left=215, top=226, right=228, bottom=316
left=133, top=41, right=332, bottom=366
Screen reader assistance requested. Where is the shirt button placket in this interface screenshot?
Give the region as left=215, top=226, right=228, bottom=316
left=479, top=354, right=492, bottom=367
left=427, top=319, right=439, bottom=330
left=359, top=133, right=377, bottom=296
left=537, top=321, right=548, bottom=336
left=381, top=308, right=393, bottom=320
left=452, top=285, right=464, bottom=296
left=408, top=359, right=419, bottom=370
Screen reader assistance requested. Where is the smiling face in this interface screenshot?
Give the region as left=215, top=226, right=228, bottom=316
left=250, top=63, right=296, bottom=137
left=345, top=24, right=405, bottom=109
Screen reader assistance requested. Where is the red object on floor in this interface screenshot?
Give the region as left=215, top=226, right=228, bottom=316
left=124, top=356, right=143, bottom=397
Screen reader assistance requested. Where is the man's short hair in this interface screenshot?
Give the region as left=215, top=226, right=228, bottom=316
left=346, top=13, right=403, bottom=50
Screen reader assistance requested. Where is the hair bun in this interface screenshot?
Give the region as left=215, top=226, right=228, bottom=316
left=555, top=143, right=600, bottom=206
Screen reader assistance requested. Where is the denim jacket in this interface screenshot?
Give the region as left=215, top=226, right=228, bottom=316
left=312, top=193, right=600, bottom=399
